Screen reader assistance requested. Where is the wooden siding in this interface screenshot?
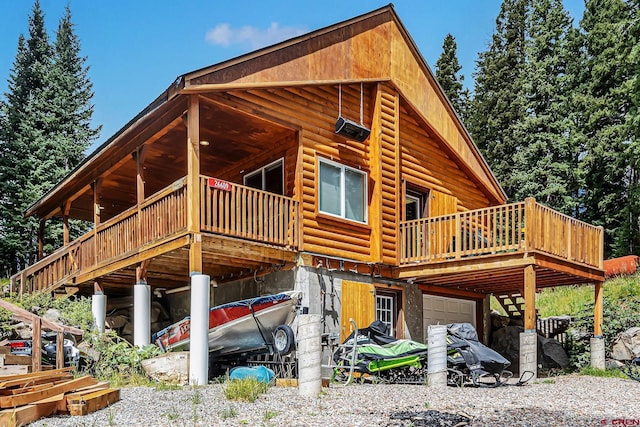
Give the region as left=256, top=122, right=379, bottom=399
left=377, top=85, right=400, bottom=264
left=204, top=84, right=375, bottom=262
left=389, top=23, right=504, bottom=204
left=188, top=14, right=392, bottom=86
left=399, top=102, right=490, bottom=212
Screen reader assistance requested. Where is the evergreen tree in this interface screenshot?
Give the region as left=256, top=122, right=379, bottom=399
left=43, top=5, right=100, bottom=250
left=468, top=0, right=530, bottom=200
left=435, top=33, right=471, bottom=123
left=578, top=0, right=637, bottom=256
left=0, top=2, right=99, bottom=274
left=50, top=4, right=100, bottom=179
left=0, top=0, right=53, bottom=273
left=510, top=0, right=577, bottom=214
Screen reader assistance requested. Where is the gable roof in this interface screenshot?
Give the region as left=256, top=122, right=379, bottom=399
left=27, top=4, right=505, bottom=219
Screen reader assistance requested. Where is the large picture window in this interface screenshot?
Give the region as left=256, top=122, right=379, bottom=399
left=319, top=159, right=367, bottom=223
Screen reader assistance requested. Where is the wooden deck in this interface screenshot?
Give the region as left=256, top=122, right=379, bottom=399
left=397, top=198, right=604, bottom=294
left=10, top=176, right=299, bottom=295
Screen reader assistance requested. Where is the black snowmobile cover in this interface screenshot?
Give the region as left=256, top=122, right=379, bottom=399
left=447, top=323, right=510, bottom=375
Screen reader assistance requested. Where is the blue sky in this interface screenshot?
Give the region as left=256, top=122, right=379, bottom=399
left=0, top=1, right=585, bottom=151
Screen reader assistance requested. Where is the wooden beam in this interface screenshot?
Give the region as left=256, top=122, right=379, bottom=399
left=37, top=220, right=45, bottom=261
left=31, top=317, right=41, bottom=373
left=74, top=234, right=190, bottom=284
left=0, top=401, right=58, bottom=427
left=395, top=253, right=534, bottom=279
left=417, top=283, right=486, bottom=300
left=523, top=264, right=536, bottom=330
left=0, top=376, right=96, bottom=408
left=56, top=331, right=64, bottom=370
left=181, top=77, right=389, bottom=94
left=594, top=281, right=603, bottom=336
left=187, top=95, right=202, bottom=274
left=62, top=200, right=71, bottom=245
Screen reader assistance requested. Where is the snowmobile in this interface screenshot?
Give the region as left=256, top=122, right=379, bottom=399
left=331, top=320, right=517, bottom=387
left=445, top=322, right=514, bottom=387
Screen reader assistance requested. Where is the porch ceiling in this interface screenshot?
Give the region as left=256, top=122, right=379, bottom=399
left=59, top=93, right=295, bottom=223
left=397, top=252, right=605, bottom=295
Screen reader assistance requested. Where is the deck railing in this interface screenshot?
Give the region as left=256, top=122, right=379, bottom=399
left=399, top=198, right=603, bottom=269
left=200, top=176, right=299, bottom=248
left=11, top=178, right=189, bottom=294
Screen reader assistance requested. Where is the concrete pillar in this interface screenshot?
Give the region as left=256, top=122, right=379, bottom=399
left=189, top=274, right=210, bottom=386
left=91, top=291, right=107, bottom=333
left=134, top=280, right=151, bottom=347
left=519, top=331, right=537, bottom=380
left=590, top=336, right=605, bottom=370
left=298, top=314, right=322, bottom=397
left=427, top=324, right=447, bottom=387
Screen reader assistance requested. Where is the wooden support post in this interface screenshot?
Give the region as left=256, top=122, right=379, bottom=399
left=56, top=331, right=64, bottom=369
left=135, top=147, right=147, bottom=247
left=38, top=219, right=45, bottom=260
left=523, top=264, right=536, bottom=331
left=32, top=317, right=42, bottom=373
left=187, top=95, right=202, bottom=274
left=92, top=178, right=103, bottom=265
left=62, top=201, right=72, bottom=245
left=594, top=281, right=603, bottom=337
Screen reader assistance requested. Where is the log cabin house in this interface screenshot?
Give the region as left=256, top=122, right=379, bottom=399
left=10, top=5, right=605, bottom=375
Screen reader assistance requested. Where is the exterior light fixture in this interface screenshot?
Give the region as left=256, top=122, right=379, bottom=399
left=199, top=140, right=210, bottom=146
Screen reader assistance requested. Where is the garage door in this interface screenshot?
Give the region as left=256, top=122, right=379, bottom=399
left=422, top=295, right=475, bottom=340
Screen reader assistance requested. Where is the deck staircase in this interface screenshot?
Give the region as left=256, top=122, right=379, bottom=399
left=494, top=292, right=525, bottom=317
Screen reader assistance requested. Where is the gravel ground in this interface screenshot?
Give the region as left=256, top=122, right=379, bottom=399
left=30, top=375, right=639, bottom=427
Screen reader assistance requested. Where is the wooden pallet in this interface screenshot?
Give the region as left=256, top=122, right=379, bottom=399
left=0, top=367, right=120, bottom=426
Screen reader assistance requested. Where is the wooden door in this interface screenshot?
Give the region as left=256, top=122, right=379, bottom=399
left=428, top=190, right=458, bottom=257
left=340, top=280, right=375, bottom=341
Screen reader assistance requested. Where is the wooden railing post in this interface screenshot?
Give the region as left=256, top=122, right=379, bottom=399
left=454, top=214, right=461, bottom=260
left=524, top=197, right=536, bottom=252
left=32, top=316, right=41, bottom=373
left=597, top=226, right=604, bottom=269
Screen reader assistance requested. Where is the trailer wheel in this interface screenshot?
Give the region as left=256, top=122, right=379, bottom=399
left=274, top=325, right=295, bottom=355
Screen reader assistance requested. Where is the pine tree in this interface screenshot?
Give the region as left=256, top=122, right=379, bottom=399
left=435, top=33, right=471, bottom=124
left=578, top=0, right=637, bottom=256
left=49, top=4, right=100, bottom=179
left=0, top=2, right=99, bottom=274
left=42, top=5, right=100, bottom=250
left=510, top=0, right=577, bottom=214
left=468, top=0, right=530, bottom=200
left=0, top=0, right=53, bottom=273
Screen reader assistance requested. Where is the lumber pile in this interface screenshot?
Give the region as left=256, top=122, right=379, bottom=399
left=0, top=367, right=120, bottom=426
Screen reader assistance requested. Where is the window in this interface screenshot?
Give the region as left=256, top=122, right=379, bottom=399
left=319, top=159, right=367, bottom=223
left=243, top=159, right=283, bottom=194
left=376, top=294, right=395, bottom=336
left=405, top=188, right=429, bottom=220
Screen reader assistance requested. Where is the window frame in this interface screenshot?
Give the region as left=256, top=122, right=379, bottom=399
left=318, top=157, right=368, bottom=224
left=243, top=158, right=284, bottom=194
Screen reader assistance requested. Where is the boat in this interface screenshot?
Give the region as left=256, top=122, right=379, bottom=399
left=152, top=290, right=302, bottom=358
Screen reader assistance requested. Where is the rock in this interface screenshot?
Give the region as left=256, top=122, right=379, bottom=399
left=611, top=327, right=640, bottom=361
left=14, top=322, right=33, bottom=339
left=607, top=359, right=625, bottom=369
left=106, top=314, right=128, bottom=330
left=42, top=308, right=61, bottom=324
left=141, top=351, right=189, bottom=385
